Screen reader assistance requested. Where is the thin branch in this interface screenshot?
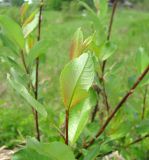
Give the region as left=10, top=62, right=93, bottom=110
left=102, top=0, right=119, bottom=73
left=91, top=84, right=101, bottom=122
left=20, top=50, right=29, bottom=74
left=85, top=65, right=149, bottom=148
left=100, top=0, right=119, bottom=114
left=34, top=0, right=44, bottom=141
left=65, top=110, right=69, bottom=145
left=101, top=79, right=110, bottom=114
left=126, top=133, right=149, bottom=147
left=91, top=102, right=99, bottom=122
left=142, top=85, right=148, bottom=120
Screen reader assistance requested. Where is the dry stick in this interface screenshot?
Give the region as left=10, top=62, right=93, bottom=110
left=85, top=65, right=149, bottom=148
left=34, top=0, right=44, bottom=141
left=65, top=110, right=69, bottom=145
left=141, top=85, right=148, bottom=120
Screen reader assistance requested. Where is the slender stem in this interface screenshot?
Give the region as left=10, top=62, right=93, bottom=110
left=20, top=50, right=29, bottom=74
left=91, top=84, right=101, bottom=122
left=34, top=0, right=44, bottom=141
left=126, top=133, right=149, bottom=147
left=65, top=110, right=69, bottom=145
left=91, top=102, right=99, bottom=122
left=100, top=0, right=119, bottom=114
left=141, top=85, right=148, bottom=120
left=101, top=79, right=110, bottom=114
left=85, top=65, right=149, bottom=148
left=102, top=0, right=119, bottom=73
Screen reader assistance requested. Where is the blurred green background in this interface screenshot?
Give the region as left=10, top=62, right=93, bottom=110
left=0, top=0, right=149, bottom=154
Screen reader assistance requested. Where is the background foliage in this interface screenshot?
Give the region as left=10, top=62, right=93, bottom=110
left=0, top=0, right=149, bottom=159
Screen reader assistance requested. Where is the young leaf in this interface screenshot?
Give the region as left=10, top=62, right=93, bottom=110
left=82, top=35, right=94, bottom=51
left=7, top=75, right=47, bottom=117
left=0, top=15, right=25, bottom=49
left=23, top=12, right=39, bottom=38
left=136, top=47, right=149, bottom=73
left=70, top=28, right=83, bottom=59
left=20, top=2, right=29, bottom=19
left=100, top=41, right=117, bottom=61
left=13, top=138, right=76, bottom=160
left=60, top=53, right=95, bottom=110
left=27, top=40, right=49, bottom=65
left=69, top=89, right=97, bottom=144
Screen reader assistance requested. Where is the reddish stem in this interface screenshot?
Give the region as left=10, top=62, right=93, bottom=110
left=85, top=65, right=149, bottom=148
left=65, top=110, right=69, bottom=145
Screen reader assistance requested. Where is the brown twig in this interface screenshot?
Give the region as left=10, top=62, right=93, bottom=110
left=141, top=85, right=148, bottom=120
left=101, top=79, right=110, bottom=114
left=85, top=65, right=149, bottom=148
left=34, top=0, right=44, bottom=141
left=65, top=110, right=69, bottom=145
left=91, top=102, right=99, bottom=122
left=20, top=50, right=29, bottom=74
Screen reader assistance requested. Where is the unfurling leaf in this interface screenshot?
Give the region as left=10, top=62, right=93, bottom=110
left=7, top=75, right=47, bottom=117
left=23, top=11, right=39, bottom=38
left=70, top=28, right=93, bottom=59
left=20, top=2, right=29, bottom=20
left=70, top=28, right=83, bottom=59
left=60, top=53, right=95, bottom=110
left=0, top=15, right=25, bottom=49
left=82, top=35, right=94, bottom=51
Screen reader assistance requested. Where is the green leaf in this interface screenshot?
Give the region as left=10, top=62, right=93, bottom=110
left=70, top=28, right=84, bottom=59
left=136, top=47, right=149, bottom=73
left=13, top=138, right=76, bottom=160
left=83, top=141, right=113, bottom=160
left=83, top=145, right=100, bottom=160
left=100, top=41, right=117, bottom=61
left=0, top=15, right=25, bottom=49
left=12, top=148, right=50, bottom=160
left=135, top=119, right=149, bottom=135
left=96, top=0, right=108, bottom=18
left=7, top=75, right=47, bottom=117
left=69, top=89, right=97, bottom=144
left=27, top=40, right=49, bottom=65
left=79, top=1, right=100, bottom=27
left=23, top=12, right=39, bottom=38
left=60, top=53, right=95, bottom=110
left=0, top=34, right=19, bottom=55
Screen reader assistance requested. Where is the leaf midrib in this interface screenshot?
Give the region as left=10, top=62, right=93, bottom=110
left=67, top=54, right=90, bottom=110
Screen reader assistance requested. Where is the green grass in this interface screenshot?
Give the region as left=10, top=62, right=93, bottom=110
left=0, top=6, right=149, bottom=147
